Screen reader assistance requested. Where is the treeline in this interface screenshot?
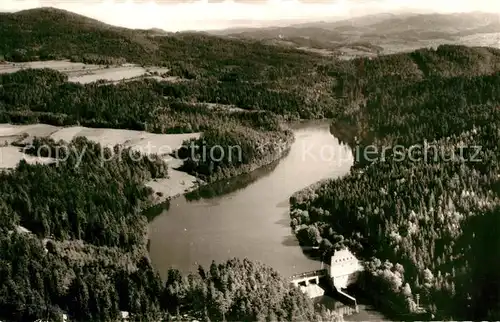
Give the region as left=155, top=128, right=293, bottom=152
left=330, top=71, right=500, bottom=148
left=6, top=9, right=500, bottom=125
left=0, top=8, right=330, bottom=119
left=142, top=46, right=500, bottom=120
left=0, top=8, right=154, bottom=64
left=70, top=54, right=127, bottom=66
left=0, top=8, right=321, bottom=76
left=184, top=157, right=281, bottom=201
left=0, top=66, right=326, bottom=127
left=2, top=233, right=338, bottom=321
left=157, top=80, right=312, bottom=118
left=0, top=232, right=166, bottom=322
left=7, top=46, right=500, bottom=140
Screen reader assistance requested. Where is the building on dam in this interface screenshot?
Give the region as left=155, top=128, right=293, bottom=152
left=329, top=247, right=364, bottom=289
left=290, top=247, right=363, bottom=312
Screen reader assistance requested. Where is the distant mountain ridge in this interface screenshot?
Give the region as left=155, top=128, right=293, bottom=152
left=2, top=6, right=500, bottom=65
left=209, top=11, right=500, bottom=57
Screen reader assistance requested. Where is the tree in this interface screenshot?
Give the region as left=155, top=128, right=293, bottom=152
left=402, top=283, right=412, bottom=298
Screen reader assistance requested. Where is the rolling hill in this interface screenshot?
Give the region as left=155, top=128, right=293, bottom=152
left=0, top=7, right=160, bottom=62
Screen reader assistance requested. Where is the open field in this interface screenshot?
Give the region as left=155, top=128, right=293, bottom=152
left=68, top=66, right=172, bottom=84
left=68, top=66, right=147, bottom=83
left=0, top=146, right=56, bottom=169
left=46, top=125, right=200, bottom=152
left=0, top=60, right=102, bottom=74
left=0, top=60, right=172, bottom=84
left=0, top=123, right=202, bottom=199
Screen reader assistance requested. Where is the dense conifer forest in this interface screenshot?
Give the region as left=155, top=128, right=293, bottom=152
left=2, top=6, right=500, bottom=321
left=291, top=49, right=500, bottom=320
left=0, top=139, right=167, bottom=321
left=163, top=258, right=342, bottom=321
left=0, top=139, right=334, bottom=321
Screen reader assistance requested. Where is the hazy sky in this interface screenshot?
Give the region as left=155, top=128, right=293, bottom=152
left=2, top=0, right=500, bottom=31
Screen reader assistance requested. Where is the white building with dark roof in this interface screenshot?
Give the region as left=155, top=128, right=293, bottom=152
left=329, top=247, right=364, bottom=290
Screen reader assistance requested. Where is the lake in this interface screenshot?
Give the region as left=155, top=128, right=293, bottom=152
left=148, top=120, right=354, bottom=280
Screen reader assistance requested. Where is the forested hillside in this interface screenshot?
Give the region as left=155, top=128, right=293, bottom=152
left=0, top=7, right=157, bottom=63
left=291, top=48, right=500, bottom=320
left=3, top=7, right=500, bottom=321
left=0, top=139, right=167, bottom=321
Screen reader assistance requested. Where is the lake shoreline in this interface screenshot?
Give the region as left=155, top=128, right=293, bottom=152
left=148, top=120, right=354, bottom=279
left=143, top=137, right=295, bottom=219
left=147, top=118, right=339, bottom=205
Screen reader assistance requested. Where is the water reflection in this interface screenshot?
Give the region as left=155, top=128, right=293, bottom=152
left=184, top=156, right=282, bottom=201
